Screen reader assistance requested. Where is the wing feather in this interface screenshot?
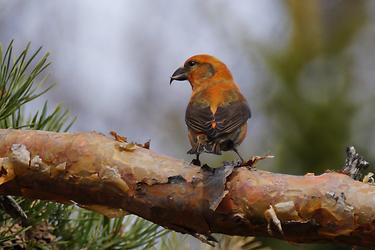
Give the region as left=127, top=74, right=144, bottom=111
left=185, top=100, right=251, bottom=140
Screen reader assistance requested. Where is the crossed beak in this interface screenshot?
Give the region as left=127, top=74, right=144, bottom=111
left=170, top=66, right=188, bottom=84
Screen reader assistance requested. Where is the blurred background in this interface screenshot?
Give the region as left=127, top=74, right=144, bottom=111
left=0, top=0, right=374, bottom=249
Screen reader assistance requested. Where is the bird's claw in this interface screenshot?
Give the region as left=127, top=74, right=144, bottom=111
left=191, top=159, right=201, bottom=166
left=234, top=160, right=243, bottom=168
left=223, top=160, right=242, bottom=168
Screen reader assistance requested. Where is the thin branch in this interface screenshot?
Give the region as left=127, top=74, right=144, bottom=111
left=0, top=129, right=374, bottom=248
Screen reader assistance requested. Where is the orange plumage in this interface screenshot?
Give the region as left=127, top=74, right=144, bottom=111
left=170, top=54, right=251, bottom=166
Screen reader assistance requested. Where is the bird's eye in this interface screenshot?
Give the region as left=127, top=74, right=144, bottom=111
left=187, top=60, right=197, bottom=67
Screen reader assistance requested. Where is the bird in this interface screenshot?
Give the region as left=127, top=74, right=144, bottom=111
left=170, top=54, right=251, bottom=166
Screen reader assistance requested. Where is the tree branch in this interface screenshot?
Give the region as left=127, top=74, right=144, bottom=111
left=0, top=129, right=373, bottom=247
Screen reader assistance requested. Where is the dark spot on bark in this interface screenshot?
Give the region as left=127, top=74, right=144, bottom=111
left=0, top=166, right=7, bottom=176
left=191, top=176, right=202, bottom=186
left=340, top=192, right=346, bottom=201
left=283, top=221, right=320, bottom=236
left=232, top=213, right=246, bottom=224
left=310, top=218, right=320, bottom=227
left=135, top=182, right=146, bottom=195
left=168, top=175, right=186, bottom=184
left=249, top=216, right=266, bottom=226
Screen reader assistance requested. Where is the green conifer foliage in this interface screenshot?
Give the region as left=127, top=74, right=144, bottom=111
left=0, top=41, right=167, bottom=250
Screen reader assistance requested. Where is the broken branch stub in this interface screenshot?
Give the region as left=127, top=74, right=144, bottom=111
left=0, top=129, right=374, bottom=248
left=342, top=146, right=370, bottom=180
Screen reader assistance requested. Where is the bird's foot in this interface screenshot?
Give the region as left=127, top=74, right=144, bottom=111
left=191, top=158, right=201, bottom=166
left=223, top=160, right=242, bottom=168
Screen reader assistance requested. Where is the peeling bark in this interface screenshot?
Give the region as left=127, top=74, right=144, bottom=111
left=0, top=129, right=374, bottom=248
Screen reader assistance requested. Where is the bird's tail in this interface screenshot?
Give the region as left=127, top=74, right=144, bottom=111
left=187, top=135, right=222, bottom=155
left=204, top=142, right=222, bottom=155
left=187, top=142, right=221, bottom=155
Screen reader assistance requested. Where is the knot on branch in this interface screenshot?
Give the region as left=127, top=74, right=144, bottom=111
left=342, top=146, right=370, bottom=181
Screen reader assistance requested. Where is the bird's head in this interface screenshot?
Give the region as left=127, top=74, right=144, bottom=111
left=170, top=54, right=233, bottom=90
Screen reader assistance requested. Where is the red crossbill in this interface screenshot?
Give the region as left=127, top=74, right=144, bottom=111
left=170, top=54, right=251, bottom=166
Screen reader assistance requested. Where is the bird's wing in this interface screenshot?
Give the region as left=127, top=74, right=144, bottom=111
left=185, top=100, right=251, bottom=139
left=213, top=100, right=251, bottom=138
left=185, top=102, right=215, bottom=136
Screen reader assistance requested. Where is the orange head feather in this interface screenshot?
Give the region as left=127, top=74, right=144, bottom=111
left=170, top=54, right=246, bottom=114
left=170, top=54, right=235, bottom=92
